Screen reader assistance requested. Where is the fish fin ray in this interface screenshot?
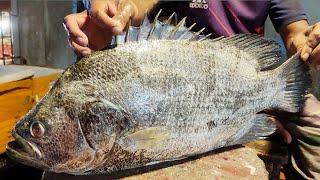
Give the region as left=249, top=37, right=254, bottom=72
left=124, top=17, right=131, bottom=43
left=230, top=114, right=277, bottom=145
left=177, top=23, right=196, bottom=40
left=274, top=52, right=311, bottom=112
left=223, top=34, right=281, bottom=71
left=145, top=156, right=187, bottom=166
left=109, top=10, right=207, bottom=45
left=159, top=12, right=175, bottom=39
left=189, top=27, right=206, bottom=41
left=147, top=9, right=162, bottom=40
left=137, top=12, right=149, bottom=41
left=199, top=33, right=212, bottom=41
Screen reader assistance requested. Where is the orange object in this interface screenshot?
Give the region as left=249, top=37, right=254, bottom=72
left=0, top=66, right=62, bottom=154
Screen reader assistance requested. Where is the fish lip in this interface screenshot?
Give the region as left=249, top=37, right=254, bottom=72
left=6, top=129, right=43, bottom=160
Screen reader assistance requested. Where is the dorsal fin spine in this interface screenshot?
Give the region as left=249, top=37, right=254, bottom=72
left=199, top=33, right=212, bottom=41
left=177, top=23, right=196, bottom=40
left=137, top=11, right=149, bottom=41
left=189, top=27, right=205, bottom=41
left=159, top=12, right=175, bottom=39
left=112, top=11, right=210, bottom=45
left=124, top=17, right=131, bottom=43
left=168, top=17, right=187, bottom=40
left=147, top=9, right=162, bottom=40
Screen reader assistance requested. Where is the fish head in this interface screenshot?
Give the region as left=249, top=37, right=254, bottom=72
left=5, top=81, right=107, bottom=173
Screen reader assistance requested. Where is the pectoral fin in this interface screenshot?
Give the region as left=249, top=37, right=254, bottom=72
left=121, top=127, right=170, bottom=150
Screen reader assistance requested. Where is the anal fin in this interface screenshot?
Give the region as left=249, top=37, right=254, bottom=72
left=232, top=114, right=276, bottom=145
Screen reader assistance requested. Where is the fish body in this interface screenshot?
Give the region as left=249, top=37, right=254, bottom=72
left=6, top=12, right=310, bottom=174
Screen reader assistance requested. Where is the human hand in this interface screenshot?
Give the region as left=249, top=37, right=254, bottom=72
left=63, top=10, right=111, bottom=57
left=88, top=0, right=138, bottom=35
left=259, top=108, right=292, bottom=144
left=63, top=0, right=138, bottom=57
left=265, top=94, right=320, bottom=145
left=300, top=23, right=320, bottom=69
left=301, top=94, right=320, bottom=118
left=268, top=116, right=292, bottom=144
left=283, top=94, right=320, bottom=145
left=287, top=22, right=320, bottom=69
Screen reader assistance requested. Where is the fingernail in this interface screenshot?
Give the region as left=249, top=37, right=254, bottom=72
left=82, top=50, right=91, bottom=56
left=285, top=136, right=292, bottom=144
left=113, top=26, right=123, bottom=35
left=284, top=137, right=289, bottom=144
left=302, top=53, right=310, bottom=61
left=77, top=37, right=86, bottom=46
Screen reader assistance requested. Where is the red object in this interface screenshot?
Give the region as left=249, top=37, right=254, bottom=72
left=0, top=43, right=12, bottom=60
left=0, top=1, right=10, bottom=12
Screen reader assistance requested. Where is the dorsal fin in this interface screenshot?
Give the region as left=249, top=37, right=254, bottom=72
left=159, top=12, right=176, bottom=39
left=199, top=33, right=212, bottom=41
left=177, top=23, right=196, bottom=40
left=111, top=10, right=210, bottom=45
left=189, top=27, right=206, bottom=41
left=147, top=9, right=162, bottom=40
left=222, top=34, right=282, bottom=71
left=168, top=17, right=187, bottom=39
left=124, top=17, right=131, bottom=43
left=109, top=12, right=280, bottom=72
left=137, top=12, right=149, bottom=41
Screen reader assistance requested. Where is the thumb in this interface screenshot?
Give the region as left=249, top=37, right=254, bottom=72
left=112, top=0, right=138, bottom=35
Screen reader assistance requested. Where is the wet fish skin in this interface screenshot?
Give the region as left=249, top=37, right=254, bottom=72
left=6, top=13, right=310, bottom=174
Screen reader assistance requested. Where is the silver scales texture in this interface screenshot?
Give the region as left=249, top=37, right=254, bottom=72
left=53, top=39, right=286, bottom=172
left=10, top=11, right=310, bottom=174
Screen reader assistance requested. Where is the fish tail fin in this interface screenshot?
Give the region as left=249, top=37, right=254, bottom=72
left=276, top=52, right=311, bottom=112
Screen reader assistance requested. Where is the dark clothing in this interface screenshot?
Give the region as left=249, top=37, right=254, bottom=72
left=153, top=0, right=306, bottom=37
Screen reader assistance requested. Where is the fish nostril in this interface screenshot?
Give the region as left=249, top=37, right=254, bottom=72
left=14, top=125, right=30, bottom=138
left=13, top=128, right=22, bottom=137
left=15, top=120, right=30, bottom=131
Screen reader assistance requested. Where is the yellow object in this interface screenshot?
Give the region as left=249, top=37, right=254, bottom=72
left=0, top=65, right=62, bottom=154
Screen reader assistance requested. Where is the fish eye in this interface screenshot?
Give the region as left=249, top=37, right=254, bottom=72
left=30, top=121, right=45, bottom=138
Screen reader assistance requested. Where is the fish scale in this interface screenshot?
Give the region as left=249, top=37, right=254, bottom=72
left=57, top=41, right=302, bottom=172
left=6, top=11, right=310, bottom=174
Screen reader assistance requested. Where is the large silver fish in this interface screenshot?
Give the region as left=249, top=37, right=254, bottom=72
left=6, top=12, right=310, bottom=174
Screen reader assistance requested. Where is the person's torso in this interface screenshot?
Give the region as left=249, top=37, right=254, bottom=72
left=154, top=1, right=271, bottom=38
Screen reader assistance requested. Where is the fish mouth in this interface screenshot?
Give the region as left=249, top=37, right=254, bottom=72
left=6, top=129, right=43, bottom=162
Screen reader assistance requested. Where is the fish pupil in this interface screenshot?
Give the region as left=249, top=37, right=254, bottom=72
left=32, top=123, right=42, bottom=137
